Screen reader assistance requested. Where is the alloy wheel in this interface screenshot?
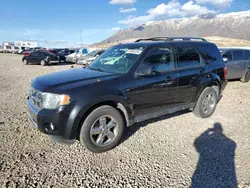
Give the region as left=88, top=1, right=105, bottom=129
left=90, top=115, right=119, bottom=147
left=202, top=93, right=216, bottom=114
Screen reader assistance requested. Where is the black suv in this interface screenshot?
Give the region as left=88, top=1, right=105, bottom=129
left=27, top=37, right=228, bottom=152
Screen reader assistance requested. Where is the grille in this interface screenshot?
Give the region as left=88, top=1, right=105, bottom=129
left=29, top=87, right=43, bottom=109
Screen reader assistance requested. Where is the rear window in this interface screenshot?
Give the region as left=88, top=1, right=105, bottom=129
left=232, top=50, right=244, bottom=61
left=200, top=44, right=221, bottom=63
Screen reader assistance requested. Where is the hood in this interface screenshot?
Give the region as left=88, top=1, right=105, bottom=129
left=67, top=53, right=76, bottom=57
left=78, top=55, right=95, bottom=61
left=32, top=68, right=119, bottom=93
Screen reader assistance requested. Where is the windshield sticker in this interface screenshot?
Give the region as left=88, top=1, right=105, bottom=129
left=126, top=49, right=143, bottom=55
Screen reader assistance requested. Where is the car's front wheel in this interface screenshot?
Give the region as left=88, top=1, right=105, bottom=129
left=193, top=87, right=218, bottom=118
left=79, top=105, right=124, bottom=153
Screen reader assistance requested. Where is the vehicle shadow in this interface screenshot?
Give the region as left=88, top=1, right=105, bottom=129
left=121, top=109, right=190, bottom=143
left=48, top=62, right=72, bottom=66
left=191, top=122, right=237, bottom=188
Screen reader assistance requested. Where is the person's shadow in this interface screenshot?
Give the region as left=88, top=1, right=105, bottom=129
left=191, top=123, right=237, bottom=188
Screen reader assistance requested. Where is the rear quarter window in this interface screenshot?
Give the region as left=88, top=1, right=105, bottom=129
left=200, top=44, right=222, bottom=64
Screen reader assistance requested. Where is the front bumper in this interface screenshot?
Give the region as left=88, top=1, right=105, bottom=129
left=27, top=98, right=77, bottom=144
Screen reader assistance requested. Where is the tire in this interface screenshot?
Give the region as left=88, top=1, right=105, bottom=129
left=40, top=60, right=46, bottom=66
left=79, top=105, right=124, bottom=153
left=193, top=87, right=218, bottom=118
left=22, top=59, right=28, bottom=65
left=240, top=69, right=250, bottom=83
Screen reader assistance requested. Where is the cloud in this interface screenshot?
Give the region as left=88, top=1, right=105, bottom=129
left=111, top=27, right=120, bottom=31
left=106, top=27, right=121, bottom=33
left=181, top=1, right=216, bottom=16
left=195, top=0, right=233, bottom=8
left=110, top=0, right=135, bottom=5
left=119, top=8, right=137, bottom=13
left=119, top=0, right=216, bottom=25
left=118, top=15, right=154, bottom=25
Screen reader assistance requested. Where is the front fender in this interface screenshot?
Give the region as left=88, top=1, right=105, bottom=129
left=67, top=89, right=133, bottom=139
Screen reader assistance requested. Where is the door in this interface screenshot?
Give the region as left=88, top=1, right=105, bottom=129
left=127, top=46, right=178, bottom=117
left=231, top=50, right=246, bottom=79
left=223, top=50, right=246, bottom=79
left=28, top=51, right=40, bottom=64
left=175, top=44, right=206, bottom=105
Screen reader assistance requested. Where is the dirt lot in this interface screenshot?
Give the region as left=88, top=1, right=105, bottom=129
left=0, top=53, right=250, bottom=187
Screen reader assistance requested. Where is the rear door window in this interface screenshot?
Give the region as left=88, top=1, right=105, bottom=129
left=176, top=44, right=201, bottom=69
left=30, top=52, right=39, bottom=56
left=200, top=44, right=221, bottom=63
left=232, top=50, right=244, bottom=61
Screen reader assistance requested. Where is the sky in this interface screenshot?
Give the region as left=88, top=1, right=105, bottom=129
left=0, top=0, right=249, bottom=47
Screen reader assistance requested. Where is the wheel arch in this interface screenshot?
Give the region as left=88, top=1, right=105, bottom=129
left=74, top=99, right=131, bottom=140
left=191, top=74, right=221, bottom=110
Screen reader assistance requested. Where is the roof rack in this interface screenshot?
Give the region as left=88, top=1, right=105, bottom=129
left=135, top=37, right=207, bottom=42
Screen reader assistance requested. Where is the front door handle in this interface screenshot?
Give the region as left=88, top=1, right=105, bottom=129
left=166, top=76, right=174, bottom=81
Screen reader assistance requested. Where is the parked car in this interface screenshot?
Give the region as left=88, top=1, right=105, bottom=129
left=66, top=48, right=89, bottom=63
left=22, top=51, right=59, bottom=66
left=11, top=46, right=20, bottom=54
left=220, top=48, right=250, bottom=82
left=27, top=37, right=227, bottom=153
left=76, top=49, right=105, bottom=66
left=56, top=49, right=75, bottom=63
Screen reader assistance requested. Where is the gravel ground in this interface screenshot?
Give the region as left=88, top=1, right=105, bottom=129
left=0, top=53, right=250, bottom=188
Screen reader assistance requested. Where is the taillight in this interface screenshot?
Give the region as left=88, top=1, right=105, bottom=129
left=223, top=66, right=227, bottom=79
left=24, top=53, right=30, bottom=56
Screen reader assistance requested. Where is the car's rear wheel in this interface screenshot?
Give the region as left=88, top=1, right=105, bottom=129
left=193, top=87, right=218, bottom=118
left=40, top=60, right=46, bottom=66
left=79, top=105, right=124, bottom=153
left=240, top=69, right=250, bottom=83
left=22, top=59, right=28, bottom=65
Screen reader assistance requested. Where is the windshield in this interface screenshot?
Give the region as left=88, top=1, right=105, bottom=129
left=88, top=51, right=99, bottom=57
left=88, top=46, right=145, bottom=74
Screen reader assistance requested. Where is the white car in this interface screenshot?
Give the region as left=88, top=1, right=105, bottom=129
left=66, top=47, right=89, bottom=63
left=76, top=50, right=106, bottom=66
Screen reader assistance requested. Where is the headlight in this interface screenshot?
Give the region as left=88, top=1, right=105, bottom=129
left=42, top=93, right=70, bottom=109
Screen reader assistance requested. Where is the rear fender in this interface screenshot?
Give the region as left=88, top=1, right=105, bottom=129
left=191, top=73, right=221, bottom=109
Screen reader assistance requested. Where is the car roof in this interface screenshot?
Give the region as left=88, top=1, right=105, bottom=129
left=219, top=47, right=250, bottom=50
left=116, top=40, right=213, bottom=48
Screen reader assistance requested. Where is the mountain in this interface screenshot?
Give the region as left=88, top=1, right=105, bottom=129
left=94, top=11, right=250, bottom=47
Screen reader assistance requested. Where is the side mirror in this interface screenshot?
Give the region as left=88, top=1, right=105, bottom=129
left=223, top=57, right=228, bottom=63
left=136, top=63, right=155, bottom=77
